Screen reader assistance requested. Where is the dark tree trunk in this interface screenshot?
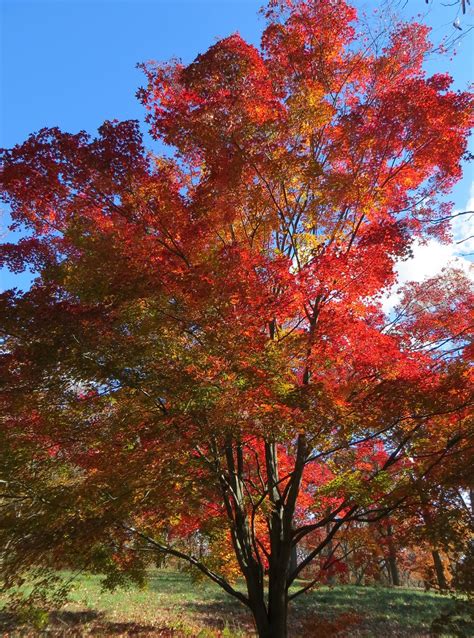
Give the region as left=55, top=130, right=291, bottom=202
left=432, top=550, right=448, bottom=590
left=244, top=321, right=316, bottom=636
left=412, top=482, right=449, bottom=592
left=267, top=586, right=289, bottom=637
left=290, top=544, right=297, bottom=575
left=248, top=593, right=271, bottom=637
left=266, top=538, right=292, bottom=638
left=251, top=608, right=288, bottom=638
left=387, top=553, right=401, bottom=586
left=325, top=513, right=335, bottom=585
left=245, top=567, right=290, bottom=638
left=386, top=525, right=401, bottom=586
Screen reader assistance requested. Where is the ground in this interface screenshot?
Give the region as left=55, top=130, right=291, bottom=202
left=1, top=570, right=472, bottom=637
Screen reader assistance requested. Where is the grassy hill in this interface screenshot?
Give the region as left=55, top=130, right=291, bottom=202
left=1, top=570, right=472, bottom=636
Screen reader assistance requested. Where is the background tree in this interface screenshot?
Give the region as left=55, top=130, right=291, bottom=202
left=1, top=1, right=472, bottom=636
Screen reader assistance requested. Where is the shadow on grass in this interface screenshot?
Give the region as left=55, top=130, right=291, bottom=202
left=146, top=573, right=254, bottom=634
left=0, top=609, right=188, bottom=637
left=294, top=585, right=473, bottom=636
left=179, top=599, right=254, bottom=635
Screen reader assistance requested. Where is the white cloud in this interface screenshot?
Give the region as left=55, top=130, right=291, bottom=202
left=382, top=184, right=474, bottom=313
left=452, top=181, right=474, bottom=255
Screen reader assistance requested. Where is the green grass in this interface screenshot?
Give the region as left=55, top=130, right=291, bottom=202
left=1, top=570, right=472, bottom=636
left=296, top=586, right=472, bottom=637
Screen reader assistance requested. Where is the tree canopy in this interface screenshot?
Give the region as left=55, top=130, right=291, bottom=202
left=1, top=1, right=472, bottom=636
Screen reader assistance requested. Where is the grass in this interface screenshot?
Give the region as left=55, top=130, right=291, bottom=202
left=296, top=586, right=472, bottom=637
left=1, top=569, right=472, bottom=636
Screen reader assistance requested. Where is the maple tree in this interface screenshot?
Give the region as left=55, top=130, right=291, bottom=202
left=1, top=1, right=473, bottom=636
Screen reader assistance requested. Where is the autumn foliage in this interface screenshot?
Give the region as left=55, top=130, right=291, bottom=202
left=1, top=1, right=472, bottom=636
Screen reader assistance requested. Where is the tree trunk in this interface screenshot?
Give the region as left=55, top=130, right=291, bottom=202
left=387, top=553, right=401, bottom=586
left=267, top=597, right=289, bottom=637
left=325, top=513, right=335, bottom=585
left=290, top=544, right=297, bottom=575
left=250, top=601, right=271, bottom=638
left=246, top=565, right=290, bottom=638
left=432, top=550, right=448, bottom=590
left=267, top=557, right=290, bottom=638
left=386, top=525, right=401, bottom=586
left=252, top=612, right=288, bottom=638
left=218, top=428, right=309, bottom=638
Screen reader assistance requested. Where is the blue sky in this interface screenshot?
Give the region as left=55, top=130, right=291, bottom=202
left=0, top=0, right=264, bottom=149
left=1, top=0, right=473, bottom=292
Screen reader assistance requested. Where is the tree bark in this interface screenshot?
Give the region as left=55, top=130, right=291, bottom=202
left=248, top=588, right=270, bottom=637
left=387, top=553, right=401, bottom=587
left=290, top=544, right=297, bottom=575
left=246, top=565, right=290, bottom=638
left=325, top=512, right=335, bottom=585
left=432, top=550, right=448, bottom=590
left=386, top=524, right=401, bottom=586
